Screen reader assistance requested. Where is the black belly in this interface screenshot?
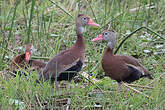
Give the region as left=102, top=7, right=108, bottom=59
left=117, top=66, right=143, bottom=83
left=52, top=60, right=83, bottom=82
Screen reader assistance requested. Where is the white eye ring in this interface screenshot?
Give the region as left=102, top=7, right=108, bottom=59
left=104, top=32, right=108, bottom=35
left=82, top=17, right=87, bottom=22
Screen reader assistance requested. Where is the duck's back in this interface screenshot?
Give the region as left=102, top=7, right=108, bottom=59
left=102, top=50, right=152, bottom=83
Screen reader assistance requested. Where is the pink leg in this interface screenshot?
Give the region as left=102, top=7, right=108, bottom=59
left=125, top=88, right=129, bottom=97
left=116, top=82, right=122, bottom=104
left=117, top=82, right=122, bottom=95
left=56, top=81, right=60, bottom=90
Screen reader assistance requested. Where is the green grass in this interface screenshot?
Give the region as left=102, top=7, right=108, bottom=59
left=0, top=0, right=165, bottom=109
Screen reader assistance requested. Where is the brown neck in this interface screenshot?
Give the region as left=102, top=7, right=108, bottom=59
left=73, top=22, right=85, bottom=51
left=106, top=47, right=114, bottom=55
left=73, top=34, right=85, bottom=51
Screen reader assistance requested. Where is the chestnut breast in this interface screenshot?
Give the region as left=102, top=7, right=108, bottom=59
left=102, top=50, right=131, bottom=82
left=10, top=54, right=26, bottom=70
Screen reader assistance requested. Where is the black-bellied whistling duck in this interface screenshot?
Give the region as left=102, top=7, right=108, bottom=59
left=92, top=30, right=153, bottom=94
left=10, top=44, right=46, bottom=76
left=38, top=14, right=99, bottom=83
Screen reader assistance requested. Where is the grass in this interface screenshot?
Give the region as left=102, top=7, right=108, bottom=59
left=0, top=0, right=165, bottom=109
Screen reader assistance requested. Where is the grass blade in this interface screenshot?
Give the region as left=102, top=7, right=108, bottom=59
left=1, top=0, right=20, bottom=61
left=114, top=26, right=164, bottom=54
left=26, top=0, right=35, bottom=44
left=48, top=0, right=73, bottom=19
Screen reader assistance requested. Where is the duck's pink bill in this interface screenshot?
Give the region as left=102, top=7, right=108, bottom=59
left=92, top=34, right=103, bottom=42
left=88, top=19, right=100, bottom=27
left=25, top=52, right=31, bottom=62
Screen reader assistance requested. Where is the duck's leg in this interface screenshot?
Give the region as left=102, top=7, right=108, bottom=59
left=125, top=88, right=130, bottom=96
left=116, top=82, right=122, bottom=104
left=117, top=82, right=122, bottom=95
left=55, top=81, right=60, bottom=90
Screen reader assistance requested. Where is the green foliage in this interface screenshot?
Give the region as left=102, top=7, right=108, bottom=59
left=0, top=0, right=165, bottom=109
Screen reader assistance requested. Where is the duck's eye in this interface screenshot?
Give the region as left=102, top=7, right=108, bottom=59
left=104, top=32, right=108, bottom=36
left=82, top=17, right=87, bottom=22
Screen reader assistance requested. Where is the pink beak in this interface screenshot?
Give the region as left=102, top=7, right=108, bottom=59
left=25, top=52, right=31, bottom=62
left=88, top=19, right=100, bottom=27
left=92, top=34, right=103, bottom=42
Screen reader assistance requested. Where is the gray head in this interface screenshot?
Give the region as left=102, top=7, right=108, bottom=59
left=92, top=30, right=118, bottom=49
left=76, top=14, right=100, bottom=34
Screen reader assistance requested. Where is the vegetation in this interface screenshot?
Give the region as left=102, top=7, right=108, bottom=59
left=0, top=0, right=165, bottom=109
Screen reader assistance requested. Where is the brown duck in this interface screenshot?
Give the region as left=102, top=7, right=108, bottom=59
left=92, top=30, right=153, bottom=93
left=38, top=14, right=99, bottom=83
left=10, top=44, right=46, bottom=76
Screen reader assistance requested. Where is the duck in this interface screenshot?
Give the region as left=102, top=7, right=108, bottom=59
left=10, top=43, right=46, bottom=76
left=38, top=14, right=99, bottom=83
left=92, top=30, right=153, bottom=94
